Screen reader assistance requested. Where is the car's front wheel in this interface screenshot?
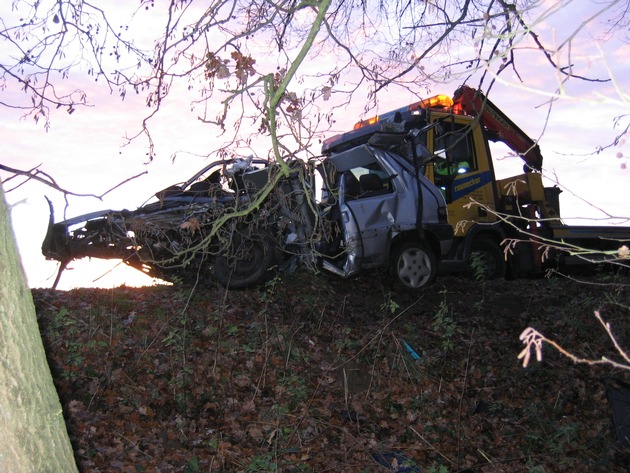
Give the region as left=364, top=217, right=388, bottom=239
left=391, top=241, right=437, bottom=290
left=213, top=230, right=277, bottom=289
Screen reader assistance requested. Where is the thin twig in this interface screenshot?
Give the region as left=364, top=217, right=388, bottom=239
left=457, top=329, right=474, bottom=469
left=518, top=311, right=630, bottom=371
left=409, top=426, right=454, bottom=466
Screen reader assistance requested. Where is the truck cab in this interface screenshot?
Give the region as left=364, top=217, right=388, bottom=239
left=423, top=111, right=500, bottom=233
left=341, top=87, right=630, bottom=279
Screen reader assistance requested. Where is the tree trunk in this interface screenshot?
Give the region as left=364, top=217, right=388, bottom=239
left=0, top=183, right=78, bottom=472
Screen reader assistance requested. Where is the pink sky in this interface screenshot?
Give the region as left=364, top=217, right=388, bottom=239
left=1, top=0, right=628, bottom=289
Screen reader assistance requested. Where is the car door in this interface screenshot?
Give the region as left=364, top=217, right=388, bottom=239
left=337, top=153, right=398, bottom=267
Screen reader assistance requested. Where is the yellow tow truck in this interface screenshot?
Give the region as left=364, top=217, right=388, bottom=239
left=323, top=86, right=630, bottom=278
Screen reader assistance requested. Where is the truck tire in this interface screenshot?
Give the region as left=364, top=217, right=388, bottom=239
left=213, top=230, right=276, bottom=289
left=468, top=237, right=506, bottom=280
left=391, top=241, right=437, bottom=290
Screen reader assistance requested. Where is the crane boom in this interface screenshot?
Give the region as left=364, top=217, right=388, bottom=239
left=452, top=86, right=543, bottom=172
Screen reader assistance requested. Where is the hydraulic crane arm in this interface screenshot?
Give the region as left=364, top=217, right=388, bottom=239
left=452, top=86, right=543, bottom=172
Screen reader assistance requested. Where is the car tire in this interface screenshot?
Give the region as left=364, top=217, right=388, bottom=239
left=391, top=241, right=437, bottom=290
left=213, top=230, right=276, bottom=289
left=468, top=237, right=506, bottom=280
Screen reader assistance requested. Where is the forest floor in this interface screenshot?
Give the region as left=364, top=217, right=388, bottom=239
left=33, top=269, right=630, bottom=472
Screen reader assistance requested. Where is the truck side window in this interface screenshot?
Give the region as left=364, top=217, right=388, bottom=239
left=431, top=123, right=478, bottom=202
left=433, top=123, right=477, bottom=177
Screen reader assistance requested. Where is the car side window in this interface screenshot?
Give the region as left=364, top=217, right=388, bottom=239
left=344, top=162, right=394, bottom=200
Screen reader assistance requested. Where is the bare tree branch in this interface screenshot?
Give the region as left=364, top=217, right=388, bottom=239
left=518, top=311, right=630, bottom=371
left=0, top=163, right=146, bottom=199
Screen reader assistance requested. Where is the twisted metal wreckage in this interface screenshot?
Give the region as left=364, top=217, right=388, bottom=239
left=42, top=133, right=453, bottom=290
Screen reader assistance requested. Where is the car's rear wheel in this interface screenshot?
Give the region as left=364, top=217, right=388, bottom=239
left=213, top=230, right=276, bottom=289
left=391, top=241, right=437, bottom=290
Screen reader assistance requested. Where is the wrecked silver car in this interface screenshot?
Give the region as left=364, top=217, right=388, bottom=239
left=42, top=131, right=453, bottom=290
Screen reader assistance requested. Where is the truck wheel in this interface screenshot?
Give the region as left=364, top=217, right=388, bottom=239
left=213, top=230, right=276, bottom=289
left=391, top=241, right=437, bottom=290
left=468, top=238, right=506, bottom=280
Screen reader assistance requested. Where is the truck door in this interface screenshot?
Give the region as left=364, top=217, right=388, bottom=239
left=429, top=120, right=497, bottom=235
